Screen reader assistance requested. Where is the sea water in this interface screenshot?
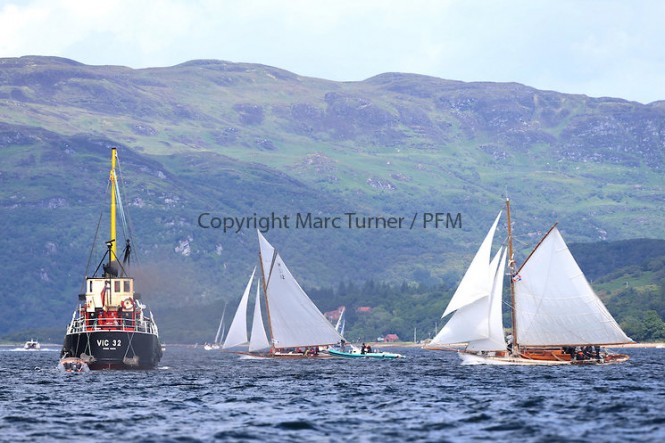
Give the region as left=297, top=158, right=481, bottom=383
left=1, top=346, right=663, bottom=442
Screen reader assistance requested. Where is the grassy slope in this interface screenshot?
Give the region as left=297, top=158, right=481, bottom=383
left=0, top=56, right=664, bottom=341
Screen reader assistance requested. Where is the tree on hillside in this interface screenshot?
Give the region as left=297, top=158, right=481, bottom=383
left=621, top=310, right=665, bottom=342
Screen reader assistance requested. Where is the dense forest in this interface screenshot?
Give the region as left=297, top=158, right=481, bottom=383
left=6, top=237, right=663, bottom=345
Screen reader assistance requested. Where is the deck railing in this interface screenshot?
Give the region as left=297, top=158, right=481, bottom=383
left=66, top=309, right=159, bottom=335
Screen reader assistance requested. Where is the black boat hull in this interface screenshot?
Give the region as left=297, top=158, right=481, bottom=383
left=61, top=330, right=162, bottom=370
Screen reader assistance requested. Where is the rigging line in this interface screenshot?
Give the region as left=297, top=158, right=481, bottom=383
left=114, top=175, right=130, bottom=242
left=115, top=155, right=141, bottom=266
left=86, top=177, right=113, bottom=280
left=80, top=209, right=105, bottom=293
left=123, top=330, right=136, bottom=360
left=84, top=330, right=92, bottom=359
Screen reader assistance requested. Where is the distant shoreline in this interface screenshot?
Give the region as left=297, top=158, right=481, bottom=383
left=3, top=341, right=661, bottom=349
left=370, top=341, right=665, bottom=349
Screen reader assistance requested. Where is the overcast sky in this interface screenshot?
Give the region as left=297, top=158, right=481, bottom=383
left=1, top=0, right=664, bottom=103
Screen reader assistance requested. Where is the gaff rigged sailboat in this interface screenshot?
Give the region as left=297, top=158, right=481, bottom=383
left=60, top=148, right=162, bottom=370
left=427, top=199, right=632, bottom=365
left=223, top=232, right=343, bottom=357
left=258, top=231, right=344, bottom=357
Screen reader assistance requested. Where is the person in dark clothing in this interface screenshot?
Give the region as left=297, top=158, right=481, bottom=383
left=583, top=346, right=593, bottom=360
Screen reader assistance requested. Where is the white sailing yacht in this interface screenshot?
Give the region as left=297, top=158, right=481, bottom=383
left=427, top=198, right=632, bottom=365
left=204, top=302, right=227, bottom=351
left=223, top=231, right=343, bottom=357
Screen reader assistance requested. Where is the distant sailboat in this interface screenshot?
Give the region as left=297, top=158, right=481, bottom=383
left=427, top=199, right=632, bottom=365
left=258, top=231, right=343, bottom=356
left=204, top=302, right=227, bottom=351
left=223, top=232, right=343, bottom=357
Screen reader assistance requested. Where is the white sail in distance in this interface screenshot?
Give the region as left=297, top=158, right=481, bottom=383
left=222, top=268, right=255, bottom=349
left=258, top=231, right=343, bottom=349
left=515, top=227, right=632, bottom=346
left=249, top=278, right=270, bottom=352
left=335, top=307, right=346, bottom=336
left=214, top=302, right=227, bottom=345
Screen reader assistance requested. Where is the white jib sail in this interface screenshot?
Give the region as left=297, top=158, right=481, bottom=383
left=258, top=232, right=343, bottom=349
left=466, top=247, right=508, bottom=351
left=515, top=227, right=632, bottom=346
left=222, top=268, right=255, bottom=349
left=249, top=279, right=270, bottom=352
left=432, top=246, right=504, bottom=347
left=442, top=212, right=502, bottom=317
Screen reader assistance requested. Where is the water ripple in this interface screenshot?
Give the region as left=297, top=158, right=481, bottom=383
left=1, top=347, right=664, bottom=442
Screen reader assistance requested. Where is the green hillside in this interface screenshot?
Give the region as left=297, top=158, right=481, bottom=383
left=1, top=56, right=664, bottom=342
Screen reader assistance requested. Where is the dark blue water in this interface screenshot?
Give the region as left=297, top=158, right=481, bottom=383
left=1, top=346, right=663, bottom=442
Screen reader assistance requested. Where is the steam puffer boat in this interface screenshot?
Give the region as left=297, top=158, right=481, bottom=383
left=60, top=148, right=162, bottom=370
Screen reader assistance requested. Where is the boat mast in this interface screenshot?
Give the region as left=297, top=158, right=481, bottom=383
left=110, top=147, right=118, bottom=260
left=506, top=197, right=518, bottom=355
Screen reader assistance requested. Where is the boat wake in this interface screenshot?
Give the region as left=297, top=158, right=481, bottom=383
left=6, top=348, right=58, bottom=352
left=238, top=354, right=270, bottom=360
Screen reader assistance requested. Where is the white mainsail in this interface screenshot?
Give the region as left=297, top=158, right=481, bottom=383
left=222, top=268, right=255, bottom=349
left=249, top=279, right=270, bottom=352
left=514, top=227, right=632, bottom=346
left=257, top=231, right=343, bottom=349
left=466, top=247, right=508, bottom=351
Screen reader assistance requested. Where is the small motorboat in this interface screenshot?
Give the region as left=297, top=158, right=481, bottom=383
left=24, top=339, right=41, bottom=350
left=58, top=357, right=90, bottom=373
left=328, top=345, right=403, bottom=359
